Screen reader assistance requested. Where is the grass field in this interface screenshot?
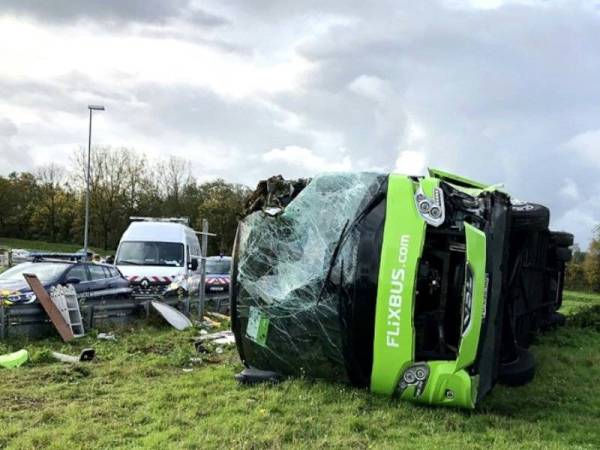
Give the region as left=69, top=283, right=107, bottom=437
left=0, top=293, right=599, bottom=449
left=0, top=237, right=111, bottom=255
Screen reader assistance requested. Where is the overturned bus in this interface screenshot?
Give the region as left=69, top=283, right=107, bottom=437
left=230, top=169, right=573, bottom=408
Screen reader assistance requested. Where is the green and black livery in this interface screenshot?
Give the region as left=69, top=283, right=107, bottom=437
left=231, top=170, right=572, bottom=408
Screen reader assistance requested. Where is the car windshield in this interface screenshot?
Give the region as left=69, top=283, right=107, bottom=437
left=206, top=259, right=231, bottom=274
left=0, top=262, right=69, bottom=283
left=116, top=241, right=184, bottom=267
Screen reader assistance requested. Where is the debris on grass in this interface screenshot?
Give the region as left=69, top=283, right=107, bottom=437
left=0, top=349, right=29, bottom=368
left=50, top=348, right=96, bottom=364
left=205, top=311, right=229, bottom=322
left=151, top=300, right=192, bottom=331
left=97, top=332, right=117, bottom=341
left=194, top=330, right=236, bottom=354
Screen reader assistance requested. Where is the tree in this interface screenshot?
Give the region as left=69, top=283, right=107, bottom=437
left=0, top=172, right=37, bottom=239
left=31, top=164, right=65, bottom=242
left=157, top=156, right=195, bottom=218
left=0, top=148, right=251, bottom=255
left=583, top=226, right=600, bottom=292
left=73, top=146, right=130, bottom=250
left=196, top=180, right=249, bottom=255
left=564, top=244, right=588, bottom=291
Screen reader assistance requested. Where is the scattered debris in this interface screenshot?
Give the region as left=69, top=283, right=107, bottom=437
left=150, top=300, right=192, bottom=331
left=194, top=330, right=235, bottom=353
left=23, top=273, right=74, bottom=342
left=243, top=175, right=309, bottom=215
left=0, top=349, right=29, bottom=368
left=198, top=318, right=220, bottom=329
left=195, top=330, right=235, bottom=344
left=50, top=348, right=96, bottom=364
left=205, top=311, right=229, bottom=322
left=235, top=367, right=282, bottom=385
left=97, top=332, right=117, bottom=341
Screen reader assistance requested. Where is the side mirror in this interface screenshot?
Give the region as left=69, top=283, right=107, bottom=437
left=189, top=258, right=199, bottom=271
left=65, top=277, right=81, bottom=285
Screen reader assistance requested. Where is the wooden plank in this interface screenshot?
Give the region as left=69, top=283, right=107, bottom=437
left=23, top=273, right=74, bottom=342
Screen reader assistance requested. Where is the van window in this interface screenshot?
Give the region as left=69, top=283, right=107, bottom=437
left=116, top=242, right=185, bottom=267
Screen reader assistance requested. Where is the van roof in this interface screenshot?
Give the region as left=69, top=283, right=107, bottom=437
left=120, top=221, right=191, bottom=243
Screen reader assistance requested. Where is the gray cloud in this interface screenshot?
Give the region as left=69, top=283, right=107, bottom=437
left=1, top=0, right=600, bottom=245
left=0, top=0, right=227, bottom=27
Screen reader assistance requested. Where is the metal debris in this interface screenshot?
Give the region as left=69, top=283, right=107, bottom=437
left=50, top=348, right=96, bottom=364
left=151, top=300, right=192, bottom=331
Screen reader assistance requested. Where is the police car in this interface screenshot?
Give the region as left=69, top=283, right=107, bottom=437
left=0, top=259, right=131, bottom=304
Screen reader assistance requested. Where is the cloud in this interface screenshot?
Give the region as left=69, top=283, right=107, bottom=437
left=0, top=0, right=600, bottom=245
left=395, top=151, right=427, bottom=175
left=262, top=146, right=352, bottom=178
left=0, top=1, right=228, bottom=27
left=560, top=178, right=579, bottom=201
left=562, top=129, right=600, bottom=169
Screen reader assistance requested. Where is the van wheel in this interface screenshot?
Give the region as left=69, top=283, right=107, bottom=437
left=498, top=347, right=535, bottom=386
left=511, top=203, right=550, bottom=231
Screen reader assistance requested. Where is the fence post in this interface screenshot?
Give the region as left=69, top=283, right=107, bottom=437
left=198, top=219, right=209, bottom=321
left=0, top=304, right=5, bottom=340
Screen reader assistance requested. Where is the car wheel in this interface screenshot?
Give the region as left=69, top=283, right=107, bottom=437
left=498, top=346, right=536, bottom=386
left=551, top=231, right=574, bottom=247
left=511, top=203, right=550, bottom=231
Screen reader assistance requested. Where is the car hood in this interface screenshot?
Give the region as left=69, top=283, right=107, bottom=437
left=0, top=279, right=31, bottom=294
left=0, top=279, right=49, bottom=303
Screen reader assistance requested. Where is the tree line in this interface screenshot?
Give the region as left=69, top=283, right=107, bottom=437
left=2, top=149, right=600, bottom=293
left=564, top=226, right=600, bottom=293
left=0, top=147, right=250, bottom=256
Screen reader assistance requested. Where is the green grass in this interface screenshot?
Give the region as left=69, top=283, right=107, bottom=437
left=0, top=237, right=111, bottom=255
left=0, top=293, right=599, bottom=449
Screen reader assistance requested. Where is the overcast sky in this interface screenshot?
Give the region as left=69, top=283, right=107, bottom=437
left=0, top=0, right=599, bottom=245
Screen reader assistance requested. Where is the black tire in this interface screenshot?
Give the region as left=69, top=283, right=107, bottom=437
left=556, top=247, right=572, bottom=262
left=511, top=203, right=550, bottom=231
left=551, top=231, right=574, bottom=247
left=498, top=347, right=536, bottom=386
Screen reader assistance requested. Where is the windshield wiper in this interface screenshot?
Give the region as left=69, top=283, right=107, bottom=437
left=117, top=260, right=141, bottom=265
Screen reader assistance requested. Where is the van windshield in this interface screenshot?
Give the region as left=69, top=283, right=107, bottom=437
left=116, top=242, right=184, bottom=267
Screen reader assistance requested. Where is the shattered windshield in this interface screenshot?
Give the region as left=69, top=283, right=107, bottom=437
left=234, top=172, right=385, bottom=380
left=116, top=242, right=184, bottom=267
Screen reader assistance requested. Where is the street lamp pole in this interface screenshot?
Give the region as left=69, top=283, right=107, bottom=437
left=84, top=104, right=105, bottom=260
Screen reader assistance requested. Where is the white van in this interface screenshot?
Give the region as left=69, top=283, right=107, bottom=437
left=115, top=217, right=201, bottom=297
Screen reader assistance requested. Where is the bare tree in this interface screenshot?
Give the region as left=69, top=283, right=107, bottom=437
left=157, top=156, right=193, bottom=216
left=34, top=163, right=65, bottom=241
